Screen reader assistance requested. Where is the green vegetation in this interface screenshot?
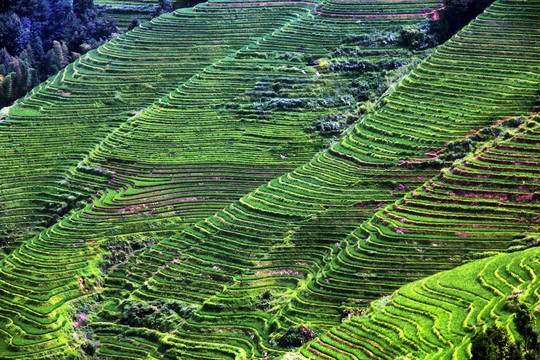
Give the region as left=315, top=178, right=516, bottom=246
left=301, top=247, right=540, bottom=360
left=279, top=326, right=315, bottom=348
left=0, top=0, right=119, bottom=107
left=469, top=304, right=538, bottom=360
left=117, top=299, right=198, bottom=331
left=95, top=0, right=205, bottom=29
left=435, top=0, right=497, bottom=42
left=0, top=0, right=539, bottom=359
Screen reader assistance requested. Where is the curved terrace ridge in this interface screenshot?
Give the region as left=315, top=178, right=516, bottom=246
left=207, top=1, right=444, bottom=18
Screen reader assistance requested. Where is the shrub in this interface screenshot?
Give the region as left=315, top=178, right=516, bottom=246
left=81, top=340, right=97, bottom=356
left=76, top=165, right=113, bottom=178
left=470, top=325, right=508, bottom=360
left=255, top=290, right=274, bottom=310
left=515, top=304, right=538, bottom=353
left=399, top=23, right=437, bottom=50
left=119, top=300, right=197, bottom=332
left=127, top=17, right=140, bottom=31
left=341, top=29, right=399, bottom=47
left=309, top=114, right=347, bottom=136
left=278, top=326, right=314, bottom=348
left=151, top=0, right=173, bottom=17
left=506, top=342, right=523, bottom=360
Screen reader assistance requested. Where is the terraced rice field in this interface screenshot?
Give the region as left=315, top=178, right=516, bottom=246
left=1, top=5, right=308, bottom=252
left=291, top=114, right=540, bottom=330
left=0, top=0, right=539, bottom=359
left=88, top=1, right=538, bottom=358
left=92, top=116, right=540, bottom=359
left=302, top=244, right=540, bottom=359
left=2, top=0, right=427, bottom=255
left=94, top=0, right=206, bottom=28
left=0, top=0, right=442, bottom=358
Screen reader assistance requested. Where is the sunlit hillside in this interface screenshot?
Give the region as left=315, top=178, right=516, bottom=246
left=0, top=0, right=539, bottom=359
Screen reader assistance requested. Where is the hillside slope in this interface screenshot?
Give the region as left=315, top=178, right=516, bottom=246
left=0, top=0, right=441, bottom=256
left=95, top=0, right=206, bottom=29
left=92, top=114, right=540, bottom=359
left=301, top=244, right=540, bottom=359
left=0, top=0, right=445, bottom=358
left=0, top=0, right=539, bottom=359
left=292, top=113, right=540, bottom=345
left=84, top=1, right=540, bottom=358
left=1, top=5, right=303, bottom=251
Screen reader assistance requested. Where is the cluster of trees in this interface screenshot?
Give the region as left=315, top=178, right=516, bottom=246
left=0, top=0, right=119, bottom=107
left=151, top=0, right=173, bottom=18
left=471, top=303, right=538, bottom=360
left=119, top=299, right=197, bottom=332
left=278, top=326, right=314, bottom=348
left=338, top=0, right=496, bottom=51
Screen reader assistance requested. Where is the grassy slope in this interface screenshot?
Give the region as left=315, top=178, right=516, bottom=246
left=292, top=113, right=540, bottom=331
left=0, top=1, right=444, bottom=358
left=95, top=0, right=207, bottom=29
left=0, top=0, right=440, bottom=255
left=86, top=1, right=540, bottom=359
left=1, top=0, right=429, bottom=254
left=0, top=4, right=302, bottom=253
left=301, top=245, right=540, bottom=359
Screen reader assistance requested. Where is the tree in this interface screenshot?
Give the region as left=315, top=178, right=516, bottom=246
left=73, top=0, right=95, bottom=19
left=0, top=0, right=17, bottom=13
left=399, top=23, right=437, bottom=51
left=521, top=323, right=538, bottom=354
left=471, top=329, right=498, bottom=360
left=27, top=36, right=45, bottom=74
left=2, top=74, right=14, bottom=106
left=8, top=58, right=23, bottom=95
left=278, top=326, right=314, bottom=348
left=127, top=18, right=141, bottom=31
left=514, top=303, right=538, bottom=355
left=506, top=342, right=522, bottom=360
left=12, top=0, right=49, bottom=22
left=151, top=0, right=173, bottom=17
left=44, top=41, right=63, bottom=76
left=0, top=0, right=117, bottom=106
left=469, top=303, right=539, bottom=360
left=51, top=40, right=64, bottom=71
left=470, top=325, right=510, bottom=360
left=515, top=304, right=535, bottom=333
left=47, top=0, right=72, bottom=44
left=486, top=325, right=509, bottom=356
left=15, top=16, right=33, bottom=54
left=0, top=12, right=24, bottom=54
left=0, top=75, right=4, bottom=101
left=60, top=41, right=70, bottom=67
left=0, top=48, right=12, bottom=76
left=1, top=57, right=39, bottom=105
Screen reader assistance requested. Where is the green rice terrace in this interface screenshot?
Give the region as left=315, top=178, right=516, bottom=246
left=0, top=0, right=539, bottom=359
left=94, top=0, right=207, bottom=29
